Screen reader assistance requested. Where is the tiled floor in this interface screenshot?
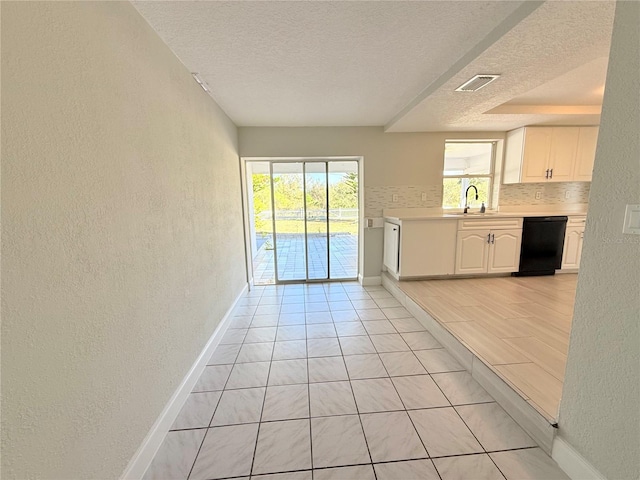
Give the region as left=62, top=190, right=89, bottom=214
left=397, top=275, right=577, bottom=420
left=144, top=282, right=570, bottom=480
left=252, top=234, right=358, bottom=284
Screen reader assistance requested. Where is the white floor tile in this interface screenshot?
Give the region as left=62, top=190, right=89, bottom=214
left=344, top=354, right=388, bottom=379
left=379, top=351, right=428, bottom=376
left=309, top=381, right=357, bottom=417
left=308, top=356, right=349, bottom=383
left=409, top=408, right=483, bottom=457
left=311, top=415, right=370, bottom=468
left=351, top=378, right=404, bottom=413
left=262, top=384, right=309, bottom=421
left=210, top=387, right=265, bottom=426
left=455, top=402, right=537, bottom=451
left=489, top=448, right=570, bottom=480
left=171, top=392, right=221, bottom=430
left=391, top=375, right=450, bottom=410
left=253, top=419, right=312, bottom=475
left=272, top=340, right=307, bottom=360
left=434, top=454, right=505, bottom=480
left=225, top=362, right=270, bottom=389
left=190, top=423, right=258, bottom=479
left=374, top=459, right=440, bottom=480
left=268, top=359, right=308, bottom=386
left=432, top=371, right=494, bottom=405
left=143, top=429, right=206, bottom=480
left=361, top=411, right=427, bottom=462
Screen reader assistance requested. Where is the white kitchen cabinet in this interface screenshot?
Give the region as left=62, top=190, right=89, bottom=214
left=399, top=220, right=457, bottom=277
left=562, top=216, right=586, bottom=269
left=455, top=229, right=491, bottom=274
left=384, top=219, right=457, bottom=279
left=455, top=218, right=523, bottom=275
left=520, top=127, right=552, bottom=183
left=548, top=127, right=580, bottom=182
left=573, top=126, right=599, bottom=181
left=488, top=229, right=523, bottom=272
left=504, top=126, right=595, bottom=184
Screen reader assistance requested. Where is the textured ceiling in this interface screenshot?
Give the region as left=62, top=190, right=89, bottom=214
left=386, top=1, right=615, bottom=132
left=133, top=1, right=525, bottom=127
left=133, top=1, right=615, bottom=131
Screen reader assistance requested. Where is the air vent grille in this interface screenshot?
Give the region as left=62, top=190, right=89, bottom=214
left=455, top=74, right=500, bottom=92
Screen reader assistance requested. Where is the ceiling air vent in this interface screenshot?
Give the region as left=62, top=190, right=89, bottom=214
left=455, top=74, right=500, bottom=92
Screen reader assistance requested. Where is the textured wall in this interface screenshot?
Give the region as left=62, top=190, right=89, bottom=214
left=1, top=2, right=246, bottom=478
left=238, top=127, right=504, bottom=277
left=558, top=2, right=640, bottom=479
left=499, top=182, right=590, bottom=206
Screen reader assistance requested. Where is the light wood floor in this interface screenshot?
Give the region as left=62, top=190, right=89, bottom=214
left=397, top=274, right=577, bottom=421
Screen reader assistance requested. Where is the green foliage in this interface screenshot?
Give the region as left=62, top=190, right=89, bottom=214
left=251, top=171, right=358, bottom=234
left=442, top=177, right=490, bottom=209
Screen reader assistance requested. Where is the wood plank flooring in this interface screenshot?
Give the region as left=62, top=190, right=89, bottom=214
left=397, top=274, right=577, bottom=420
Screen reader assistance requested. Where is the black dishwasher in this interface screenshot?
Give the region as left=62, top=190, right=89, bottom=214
left=514, top=216, right=568, bottom=276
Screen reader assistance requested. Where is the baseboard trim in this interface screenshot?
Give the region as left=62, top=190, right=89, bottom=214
left=120, top=283, right=249, bottom=480
left=359, top=275, right=382, bottom=286
left=552, top=436, right=606, bottom=480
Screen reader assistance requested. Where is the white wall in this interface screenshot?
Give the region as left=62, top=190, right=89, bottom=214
left=1, top=2, right=246, bottom=478
left=238, top=127, right=504, bottom=278
left=557, top=2, right=640, bottom=479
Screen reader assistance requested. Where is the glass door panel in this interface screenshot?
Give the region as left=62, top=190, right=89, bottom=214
left=272, top=162, right=306, bottom=282
left=328, top=161, right=359, bottom=279
left=247, top=162, right=275, bottom=285
left=305, top=162, right=329, bottom=280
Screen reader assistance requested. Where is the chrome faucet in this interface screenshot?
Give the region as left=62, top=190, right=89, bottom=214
left=463, top=185, right=479, bottom=214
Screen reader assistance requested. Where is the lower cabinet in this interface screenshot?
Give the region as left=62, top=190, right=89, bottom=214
left=455, top=219, right=523, bottom=275
left=561, top=217, right=586, bottom=269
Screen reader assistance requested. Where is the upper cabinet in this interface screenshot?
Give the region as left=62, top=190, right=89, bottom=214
left=573, top=126, right=599, bottom=181
left=503, top=126, right=599, bottom=184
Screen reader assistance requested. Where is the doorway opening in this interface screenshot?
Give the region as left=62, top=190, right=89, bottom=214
left=244, top=159, right=359, bottom=284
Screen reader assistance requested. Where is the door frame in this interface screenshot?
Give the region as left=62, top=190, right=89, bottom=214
left=240, top=156, right=363, bottom=285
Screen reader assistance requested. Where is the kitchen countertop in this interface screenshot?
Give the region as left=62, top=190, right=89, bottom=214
left=383, top=205, right=588, bottom=222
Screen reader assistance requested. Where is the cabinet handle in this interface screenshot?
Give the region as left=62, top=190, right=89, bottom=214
left=491, top=233, right=495, bottom=244
left=487, top=233, right=491, bottom=244
left=545, top=169, right=549, bottom=179
left=550, top=168, right=553, bottom=179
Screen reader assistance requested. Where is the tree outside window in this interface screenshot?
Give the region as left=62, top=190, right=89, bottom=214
left=442, top=142, right=495, bottom=209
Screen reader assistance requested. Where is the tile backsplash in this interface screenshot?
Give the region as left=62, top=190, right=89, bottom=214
left=365, top=185, right=442, bottom=217
left=499, top=182, right=591, bottom=206
left=365, top=181, right=590, bottom=217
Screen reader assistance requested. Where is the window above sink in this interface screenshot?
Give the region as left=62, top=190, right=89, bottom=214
left=442, top=141, right=496, bottom=210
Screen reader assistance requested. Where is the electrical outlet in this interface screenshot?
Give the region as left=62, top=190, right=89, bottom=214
left=535, top=191, right=542, bottom=200
left=565, top=191, right=571, bottom=199
left=392, top=194, right=398, bottom=202
left=421, top=192, right=427, bottom=201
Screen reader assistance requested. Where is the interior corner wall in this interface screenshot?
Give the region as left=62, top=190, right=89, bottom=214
left=557, top=2, right=640, bottom=479
left=1, top=2, right=246, bottom=478
left=237, top=127, right=505, bottom=278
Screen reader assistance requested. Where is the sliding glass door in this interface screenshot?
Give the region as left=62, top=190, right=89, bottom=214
left=247, top=159, right=358, bottom=284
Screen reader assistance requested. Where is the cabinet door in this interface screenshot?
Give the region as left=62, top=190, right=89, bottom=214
left=455, top=230, right=490, bottom=274
left=562, top=227, right=584, bottom=269
left=573, top=126, right=599, bottom=181
left=488, top=229, right=523, bottom=273
left=521, top=128, right=552, bottom=182
left=548, top=127, right=580, bottom=182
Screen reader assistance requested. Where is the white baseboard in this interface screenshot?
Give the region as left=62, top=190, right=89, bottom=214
left=120, top=283, right=249, bottom=480
left=358, top=275, right=382, bottom=286
left=552, top=436, right=606, bottom=480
